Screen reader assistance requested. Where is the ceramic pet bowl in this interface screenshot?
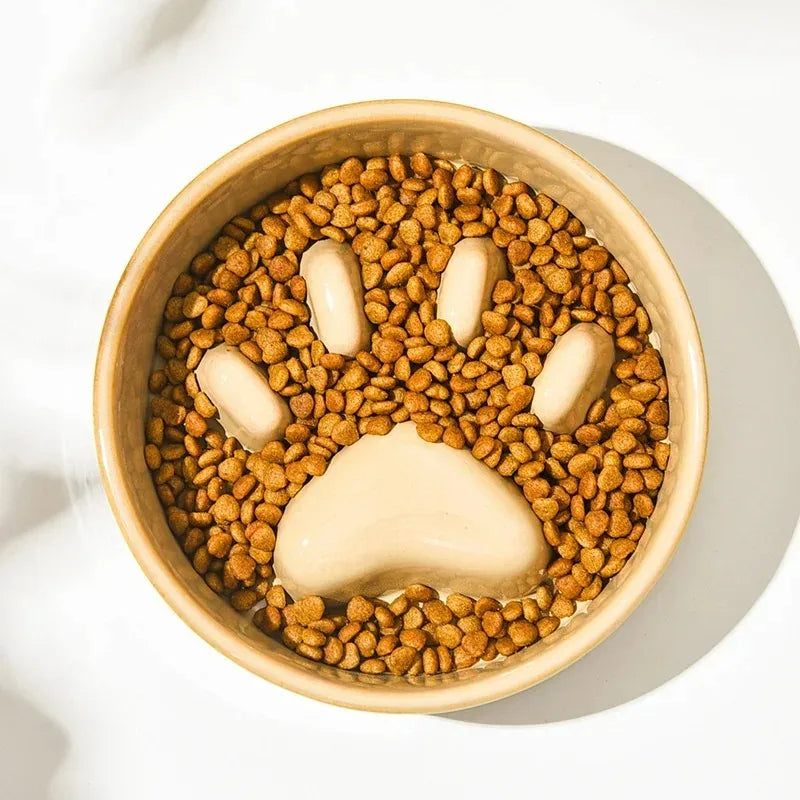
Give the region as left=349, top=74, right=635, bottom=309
left=94, top=100, right=708, bottom=713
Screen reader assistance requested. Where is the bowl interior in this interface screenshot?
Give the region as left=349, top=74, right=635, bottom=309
left=95, top=102, right=707, bottom=713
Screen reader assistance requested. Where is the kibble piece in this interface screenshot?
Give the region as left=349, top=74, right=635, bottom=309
left=424, top=319, right=452, bottom=347
left=403, top=606, right=425, bottom=629
left=212, top=494, right=239, bottom=523
left=532, top=497, right=559, bottom=521
left=598, top=465, right=624, bottom=492
left=550, top=595, right=575, bottom=618
left=347, top=595, right=375, bottom=622
left=422, top=600, right=452, bottom=625
left=508, top=619, right=538, bottom=647
left=446, top=593, right=474, bottom=618
left=387, top=645, right=417, bottom=675
left=323, top=637, right=345, bottom=665
left=360, top=658, right=386, bottom=674
left=355, top=630, right=378, bottom=657
left=461, top=631, right=489, bottom=657
left=293, top=596, right=325, bottom=625
left=436, top=623, right=463, bottom=649
left=338, top=642, right=361, bottom=670
left=537, top=617, right=560, bottom=638
left=481, top=610, right=504, bottom=637
left=331, top=419, right=359, bottom=446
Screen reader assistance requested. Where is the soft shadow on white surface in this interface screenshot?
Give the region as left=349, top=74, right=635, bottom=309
left=445, top=130, right=800, bottom=725
left=90, top=0, right=211, bottom=81
left=0, top=687, right=68, bottom=798
left=0, top=469, right=75, bottom=546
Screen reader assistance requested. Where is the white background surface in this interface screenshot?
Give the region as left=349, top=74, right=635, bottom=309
left=2, top=0, right=799, bottom=797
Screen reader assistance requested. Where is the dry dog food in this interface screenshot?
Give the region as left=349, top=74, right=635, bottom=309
left=144, top=153, right=669, bottom=676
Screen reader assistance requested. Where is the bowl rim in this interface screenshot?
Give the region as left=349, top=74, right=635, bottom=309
left=94, top=99, right=709, bottom=714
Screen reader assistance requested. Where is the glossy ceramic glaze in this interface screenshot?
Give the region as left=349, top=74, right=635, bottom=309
left=94, top=100, right=708, bottom=713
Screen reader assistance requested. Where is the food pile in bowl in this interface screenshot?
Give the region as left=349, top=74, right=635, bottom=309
left=144, top=152, right=669, bottom=677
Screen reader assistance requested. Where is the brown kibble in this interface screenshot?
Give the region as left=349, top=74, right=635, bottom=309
left=550, top=595, right=575, bottom=618
left=403, top=606, right=425, bottom=629
left=422, top=647, right=439, bottom=675
left=502, top=363, right=527, bottom=389
left=424, top=319, right=451, bottom=346
left=405, top=584, right=437, bottom=602
left=542, top=267, right=572, bottom=294
left=376, top=635, right=399, bottom=656
left=446, top=593, right=474, bottom=618
left=537, top=617, right=560, bottom=638
left=331, top=419, right=359, bottom=446
left=360, top=658, right=386, bottom=674
left=387, top=645, right=417, bottom=675
left=609, top=509, right=633, bottom=538
left=436, top=623, right=463, bottom=649
left=568, top=453, right=596, bottom=478
left=266, top=585, right=287, bottom=608
left=615, top=398, right=646, bottom=419
left=532, top=497, right=559, bottom=521
left=302, top=628, right=326, bottom=648
left=506, top=385, right=533, bottom=411
left=611, top=429, right=638, bottom=454
left=581, top=548, right=605, bottom=573
left=585, top=509, right=609, bottom=536
left=212, top=494, right=239, bottom=523
left=339, top=642, right=361, bottom=670
left=207, top=532, right=232, bottom=558
left=256, top=606, right=282, bottom=633
left=481, top=611, right=504, bottom=637
left=508, top=619, right=538, bottom=647
left=442, top=425, right=466, bottom=449
left=338, top=621, right=361, bottom=643
left=422, top=600, right=452, bottom=625
left=555, top=575, right=582, bottom=600
left=474, top=597, right=501, bottom=617
left=323, top=637, right=345, bottom=665
left=228, top=552, right=256, bottom=581
left=598, top=465, right=624, bottom=492
left=374, top=337, right=405, bottom=363
left=400, top=629, right=428, bottom=651
left=636, top=351, right=664, bottom=380
left=263, top=463, right=288, bottom=491
left=472, top=436, right=495, bottom=460
left=416, top=422, right=444, bottom=443
left=461, top=631, right=489, bottom=657
left=294, top=596, right=325, bottom=625
left=355, top=630, right=377, bottom=657
left=426, top=243, right=452, bottom=272
left=502, top=601, right=522, bottom=621
left=347, top=595, right=375, bottom=622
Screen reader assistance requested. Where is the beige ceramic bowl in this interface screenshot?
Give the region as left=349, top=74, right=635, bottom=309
left=94, top=100, right=708, bottom=713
